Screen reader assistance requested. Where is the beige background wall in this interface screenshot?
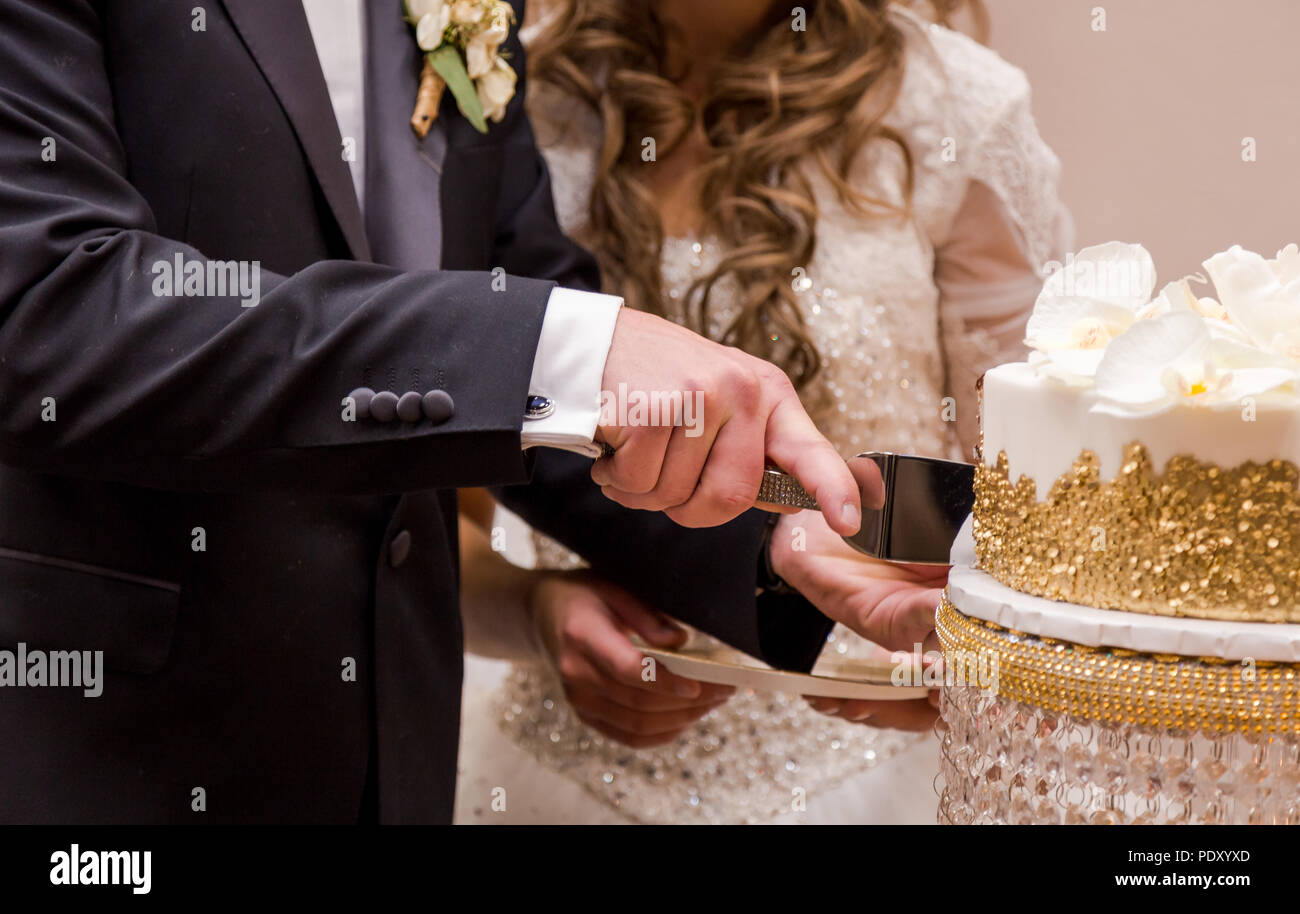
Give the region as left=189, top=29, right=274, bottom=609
left=981, top=0, right=1299, bottom=279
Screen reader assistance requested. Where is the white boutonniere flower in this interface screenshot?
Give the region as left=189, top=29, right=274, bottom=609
left=405, top=0, right=517, bottom=137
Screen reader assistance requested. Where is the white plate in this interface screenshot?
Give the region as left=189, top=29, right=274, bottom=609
left=638, top=644, right=931, bottom=701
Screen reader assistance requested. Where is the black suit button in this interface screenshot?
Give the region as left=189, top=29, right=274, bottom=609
left=396, top=391, right=423, bottom=422
left=389, top=529, right=411, bottom=568
left=370, top=390, right=399, bottom=422
left=422, top=389, right=454, bottom=424
left=348, top=387, right=375, bottom=419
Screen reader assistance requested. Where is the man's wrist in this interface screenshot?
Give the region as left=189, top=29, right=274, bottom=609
left=520, top=287, right=623, bottom=456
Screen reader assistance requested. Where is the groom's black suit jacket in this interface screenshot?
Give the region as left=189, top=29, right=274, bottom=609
left=0, top=0, right=832, bottom=823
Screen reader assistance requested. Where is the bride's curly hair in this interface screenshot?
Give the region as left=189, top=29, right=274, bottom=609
left=529, top=0, right=987, bottom=399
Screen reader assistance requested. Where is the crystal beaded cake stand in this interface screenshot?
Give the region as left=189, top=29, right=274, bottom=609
left=937, top=520, right=1300, bottom=825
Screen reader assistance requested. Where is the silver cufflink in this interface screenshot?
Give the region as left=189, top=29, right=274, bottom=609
left=524, top=395, right=554, bottom=420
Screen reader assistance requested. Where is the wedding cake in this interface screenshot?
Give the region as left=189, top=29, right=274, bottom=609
left=936, top=243, right=1300, bottom=824
left=979, top=242, right=1300, bottom=621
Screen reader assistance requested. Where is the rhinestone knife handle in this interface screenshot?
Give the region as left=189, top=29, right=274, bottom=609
left=755, top=468, right=820, bottom=510
left=597, top=443, right=820, bottom=510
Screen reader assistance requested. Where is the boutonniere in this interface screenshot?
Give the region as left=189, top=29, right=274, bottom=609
left=405, top=0, right=518, bottom=138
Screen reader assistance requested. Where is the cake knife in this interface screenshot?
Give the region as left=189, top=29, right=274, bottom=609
left=755, top=452, right=974, bottom=564
left=598, top=445, right=974, bottom=564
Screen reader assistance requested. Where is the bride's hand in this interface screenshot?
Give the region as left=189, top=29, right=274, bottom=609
left=769, top=509, right=946, bottom=730
left=769, top=510, right=948, bottom=652
left=530, top=573, right=734, bottom=748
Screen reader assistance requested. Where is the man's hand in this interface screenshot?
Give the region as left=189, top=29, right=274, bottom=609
left=530, top=572, right=733, bottom=748
left=769, top=509, right=947, bottom=731
left=592, top=309, right=878, bottom=534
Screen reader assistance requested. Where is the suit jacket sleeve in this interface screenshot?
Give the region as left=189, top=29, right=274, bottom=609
left=0, top=0, right=553, bottom=495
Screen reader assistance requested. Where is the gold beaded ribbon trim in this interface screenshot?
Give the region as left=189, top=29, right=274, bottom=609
left=936, top=593, right=1300, bottom=734
left=973, top=445, right=1300, bottom=622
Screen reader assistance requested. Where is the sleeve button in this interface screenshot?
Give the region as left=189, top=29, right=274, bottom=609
left=396, top=391, right=423, bottom=422
left=422, top=389, right=454, bottom=424
left=370, top=390, right=399, bottom=422
left=348, top=387, right=375, bottom=419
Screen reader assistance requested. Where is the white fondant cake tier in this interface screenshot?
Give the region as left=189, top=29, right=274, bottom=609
left=981, top=361, right=1300, bottom=499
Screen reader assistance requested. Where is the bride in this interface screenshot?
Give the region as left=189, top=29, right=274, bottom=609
left=455, top=0, right=1070, bottom=824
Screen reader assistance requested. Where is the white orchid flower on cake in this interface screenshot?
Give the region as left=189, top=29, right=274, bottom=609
left=1143, top=276, right=1264, bottom=350
left=1091, top=310, right=1297, bottom=415
left=1202, top=244, right=1300, bottom=363
left=1024, top=242, right=1158, bottom=385
left=1022, top=241, right=1300, bottom=411
left=1147, top=276, right=1226, bottom=322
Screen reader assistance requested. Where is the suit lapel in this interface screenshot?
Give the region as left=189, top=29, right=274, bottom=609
left=363, top=0, right=447, bottom=270
left=221, top=0, right=371, bottom=261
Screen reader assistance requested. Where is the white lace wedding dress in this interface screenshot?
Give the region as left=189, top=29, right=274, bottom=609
left=455, top=6, right=1070, bottom=824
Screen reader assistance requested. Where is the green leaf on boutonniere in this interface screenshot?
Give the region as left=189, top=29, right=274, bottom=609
left=428, top=45, right=487, bottom=134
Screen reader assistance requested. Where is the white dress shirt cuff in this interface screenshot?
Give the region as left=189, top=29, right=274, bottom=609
left=521, top=287, right=623, bottom=458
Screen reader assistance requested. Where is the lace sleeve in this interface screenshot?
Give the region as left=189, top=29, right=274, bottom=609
left=920, top=32, right=1072, bottom=456
left=951, top=50, right=1067, bottom=272
left=937, top=180, right=1072, bottom=458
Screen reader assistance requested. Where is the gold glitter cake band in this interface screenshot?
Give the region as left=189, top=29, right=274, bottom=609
left=973, top=444, right=1300, bottom=623
left=936, top=593, right=1300, bottom=734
